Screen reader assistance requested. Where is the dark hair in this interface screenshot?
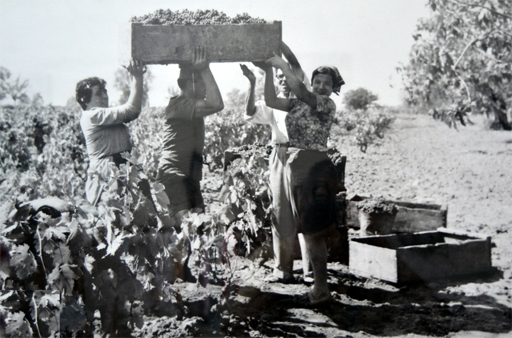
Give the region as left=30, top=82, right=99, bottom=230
left=75, top=77, right=106, bottom=110
left=177, top=64, right=202, bottom=90
left=177, top=78, right=189, bottom=90
left=311, top=66, right=345, bottom=95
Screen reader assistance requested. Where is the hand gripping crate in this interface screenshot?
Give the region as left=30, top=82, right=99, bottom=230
left=119, top=22, right=282, bottom=64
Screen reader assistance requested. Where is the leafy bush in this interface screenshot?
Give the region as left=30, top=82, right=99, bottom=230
left=203, top=89, right=271, bottom=168
left=0, top=105, right=86, bottom=205
left=220, top=143, right=273, bottom=255
left=335, top=107, right=395, bottom=152
left=343, top=87, right=379, bottom=111
left=0, top=103, right=272, bottom=336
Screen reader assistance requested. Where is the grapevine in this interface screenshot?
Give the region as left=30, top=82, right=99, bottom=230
left=334, top=107, right=395, bottom=152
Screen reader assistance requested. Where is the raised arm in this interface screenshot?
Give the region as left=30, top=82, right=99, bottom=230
left=87, top=59, right=145, bottom=125
left=280, top=41, right=307, bottom=82
left=240, top=64, right=257, bottom=116
left=124, top=59, right=146, bottom=111
left=267, top=55, right=317, bottom=108
left=256, top=62, right=290, bottom=112
left=192, top=47, right=224, bottom=117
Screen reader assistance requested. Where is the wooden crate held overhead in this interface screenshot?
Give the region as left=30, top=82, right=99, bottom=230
left=119, top=22, right=282, bottom=64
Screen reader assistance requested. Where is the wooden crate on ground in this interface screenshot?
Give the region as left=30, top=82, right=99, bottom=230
left=119, top=22, right=282, bottom=64
left=349, top=228, right=492, bottom=284
left=345, top=195, right=448, bottom=233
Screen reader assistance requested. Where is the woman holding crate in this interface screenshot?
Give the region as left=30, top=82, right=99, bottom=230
left=252, top=55, right=344, bottom=305
left=76, top=59, right=146, bottom=206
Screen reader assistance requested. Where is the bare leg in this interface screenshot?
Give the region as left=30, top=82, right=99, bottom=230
left=304, top=232, right=330, bottom=303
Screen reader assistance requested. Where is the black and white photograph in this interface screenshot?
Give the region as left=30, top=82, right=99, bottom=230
left=0, top=0, right=511, bottom=337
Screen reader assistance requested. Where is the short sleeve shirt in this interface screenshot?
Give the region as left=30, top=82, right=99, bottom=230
left=286, top=94, right=336, bottom=151
left=158, top=96, right=204, bottom=180
left=245, top=101, right=289, bottom=144
left=80, top=103, right=140, bottom=173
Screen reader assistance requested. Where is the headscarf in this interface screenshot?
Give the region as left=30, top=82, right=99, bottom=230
left=311, top=66, right=345, bottom=95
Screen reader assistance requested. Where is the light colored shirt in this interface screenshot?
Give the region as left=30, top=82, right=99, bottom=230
left=246, top=101, right=289, bottom=144
left=80, top=103, right=140, bottom=173
left=80, top=103, right=140, bottom=205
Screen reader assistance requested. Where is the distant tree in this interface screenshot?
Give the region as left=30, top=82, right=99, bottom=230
left=0, top=66, right=30, bottom=105
left=31, top=93, right=44, bottom=108
left=0, top=67, right=9, bottom=101
left=226, top=88, right=246, bottom=109
left=399, top=0, right=512, bottom=130
left=66, top=96, right=81, bottom=110
left=17, top=93, right=30, bottom=105
left=343, top=88, right=379, bottom=111
left=114, top=66, right=153, bottom=107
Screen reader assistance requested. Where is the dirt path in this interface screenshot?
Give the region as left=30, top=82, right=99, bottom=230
left=137, top=113, right=511, bottom=338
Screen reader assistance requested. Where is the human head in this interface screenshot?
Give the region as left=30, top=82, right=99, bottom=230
left=275, top=68, right=291, bottom=97
left=311, top=66, right=344, bottom=97
left=177, top=64, right=205, bottom=99
left=75, top=77, right=107, bottom=110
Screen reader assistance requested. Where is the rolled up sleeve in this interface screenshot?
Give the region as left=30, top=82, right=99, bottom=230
left=89, top=104, right=140, bottom=125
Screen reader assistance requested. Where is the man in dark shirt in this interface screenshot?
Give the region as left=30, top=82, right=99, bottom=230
left=157, top=47, right=224, bottom=221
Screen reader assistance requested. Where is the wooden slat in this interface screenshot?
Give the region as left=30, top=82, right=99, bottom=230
left=120, top=22, right=282, bottom=64
left=345, top=197, right=447, bottom=233
left=349, top=240, right=398, bottom=283
left=396, top=236, right=492, bottom=283
left=349, top=230, right=493, bottom=284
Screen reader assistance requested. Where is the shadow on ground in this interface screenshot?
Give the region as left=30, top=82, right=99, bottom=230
left=144, top=263, right=511, bottom=337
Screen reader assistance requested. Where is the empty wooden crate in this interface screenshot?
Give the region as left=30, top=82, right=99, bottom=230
left=349, top=229, right=492, bottom=284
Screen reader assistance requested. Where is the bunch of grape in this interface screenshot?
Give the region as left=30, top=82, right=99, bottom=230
left=230, top=142, right=272, bottom=159
left=131, top=9, right=268, bottom=25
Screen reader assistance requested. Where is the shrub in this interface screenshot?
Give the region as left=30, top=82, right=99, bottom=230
left=343, top=88, right=379, bottom=111
left=334, top=107, right=395, bottom=152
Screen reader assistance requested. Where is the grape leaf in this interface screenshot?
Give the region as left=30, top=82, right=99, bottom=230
left=31, top=291, right=61, bottom=330
left=53, top=242, right=71, bottom=265
left=48, top=264, right=79, bottom=295
left=43, top=225, right=69, bottom=241
left=36, top=291, right=61, bottom=309
left=10, top=244, right=37, bottom=279
left=5, top=311, right=33, bottom=337
left=106, top=233, right=132, bottom=256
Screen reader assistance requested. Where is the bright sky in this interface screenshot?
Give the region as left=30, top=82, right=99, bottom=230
left=0, top=0, right=430, bottom=108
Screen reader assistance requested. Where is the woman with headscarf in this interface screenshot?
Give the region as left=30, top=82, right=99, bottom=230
left=255, top=55, right=344, bottom=304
